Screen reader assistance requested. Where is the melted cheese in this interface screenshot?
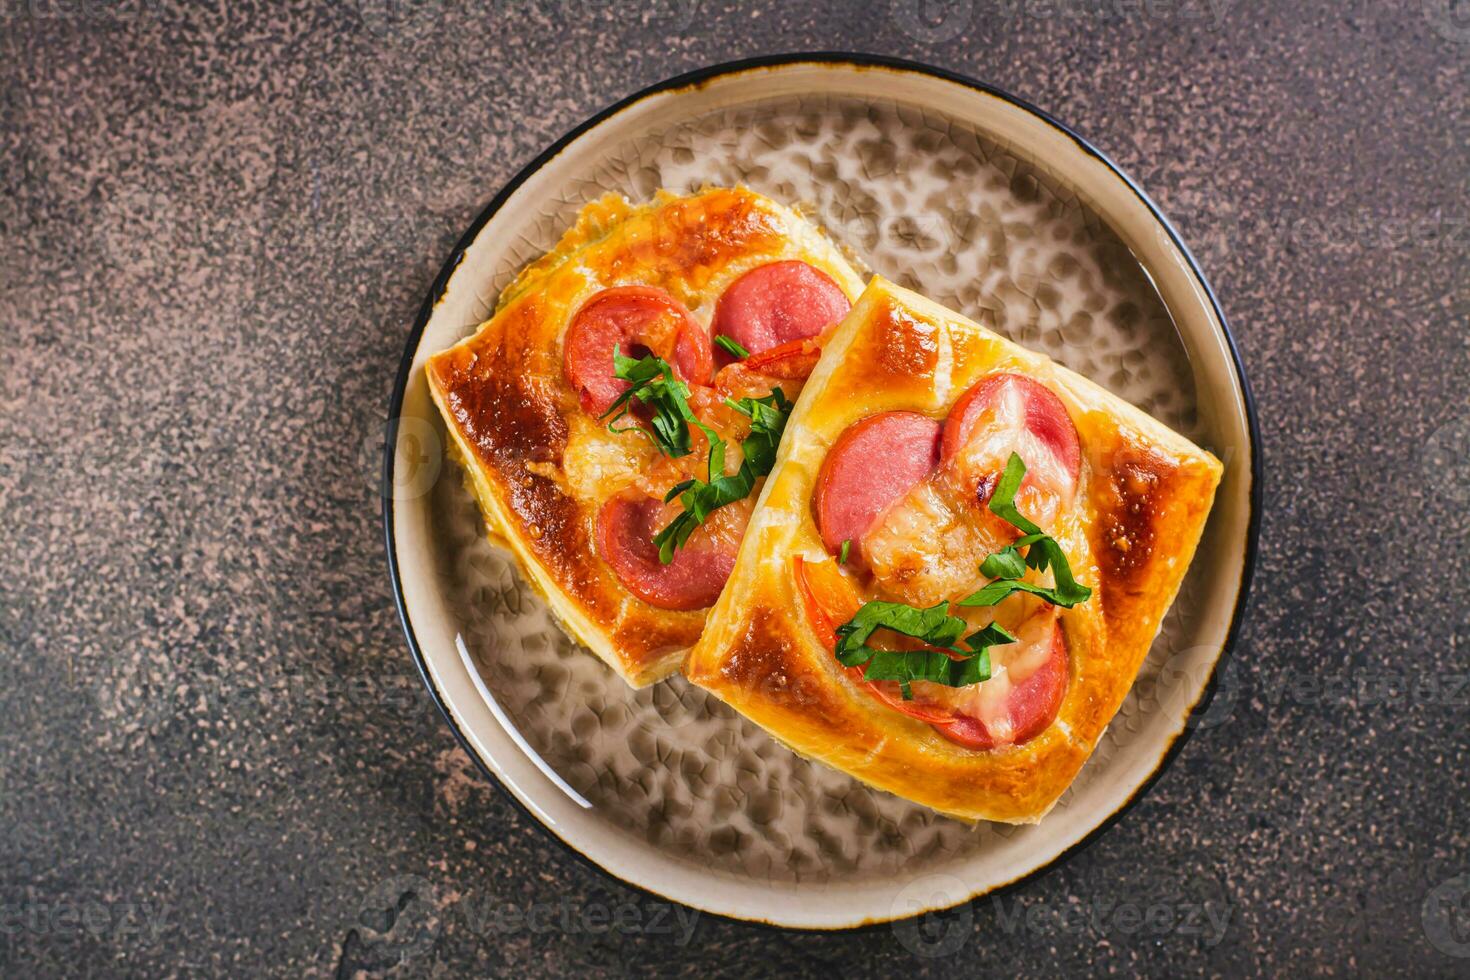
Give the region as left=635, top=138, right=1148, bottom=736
left=861, top=380, right=1071, bottom=608
left=560, top=415, right=654, bottom=503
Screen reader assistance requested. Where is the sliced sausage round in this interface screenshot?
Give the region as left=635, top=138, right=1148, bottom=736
left=711, top=261, right=851, bottom=357
left=563, top=285, right=712, bottom=416
left=595, top=491, right=737, bottom=611
left=941, top=373, right=1081, bottom=490
left=813, top=411, right=942, bottom=555
left=932, top=618, right=1068, bottom=750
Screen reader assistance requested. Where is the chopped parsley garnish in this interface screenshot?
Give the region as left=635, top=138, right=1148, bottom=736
left=838, top=539, right=851, bottom=565
left=829, top=452, right=1091, bottom=699
left=958, top=452, right=1092, bottom=609
left=599, top=347, right=701, bottom=458
left=833, top=603, right=1016, bottom=700
left=984, top=450, right=1044, bottom=535
left=835, top=600, right=968, bottom=659
left=713, top=335, right=751, bottom=360
left=651, top=388, right=793, bottom=564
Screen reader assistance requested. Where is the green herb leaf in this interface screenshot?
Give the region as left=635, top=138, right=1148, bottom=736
left=861, top=649, right=992, bottom=700
left=833, top=601, right=968, bottom=666
left=956, top=577, right=1085, bottom=609
left=968, top=452, right=1092, bottom=608
left=723, top=387, right=792, bottom=476
left=714, top=335, right=751, bottom=360
left=661, top=479, right=695, bottom=504
left=1023, top=536, right=1092, bottom=606
left=964, top=622, right=1018, bottom=651
left=839, top=539, right=851, bottom=565
left=651, top=388, right=794, bottom=564
left=832, top=600, right=1014, bottom=700
left=986, top=451, right=1042, bottom=535
left=600, top=347, right=699, bottom=458
left=979, top=545, right=1026, bottom=580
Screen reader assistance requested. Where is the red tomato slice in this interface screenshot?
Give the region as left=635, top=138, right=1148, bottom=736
left=563, top=285, right=713, bottom=416
left=792, top=555, right=862, bottom=648
left=712, top=337, right=824, bottom=399
left=791, top=556, right=958, bottom=726
left=792, top=555, right=840, bottom=649
left=941, top=373, right=1081, bottom=491
left=596, top=491, right=736, bottom=611
left=712, top=261, right=851, bottom=358
left=813, top=411, right=942, bottom=556
left=741, top=336, right=824, bottom=378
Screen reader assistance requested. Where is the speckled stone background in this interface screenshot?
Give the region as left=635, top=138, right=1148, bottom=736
left=2, top=0, right=1467, bottom=976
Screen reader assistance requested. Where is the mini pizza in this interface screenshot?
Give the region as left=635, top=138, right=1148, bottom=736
left=684, top=277, right=1223, bottom=823
left=425, top=187, right=866, bottom=687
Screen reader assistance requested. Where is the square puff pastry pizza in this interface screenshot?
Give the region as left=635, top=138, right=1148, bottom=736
left=425, top=187, right=866, bottom=688
left=684, top=277, right=1223, bottom=823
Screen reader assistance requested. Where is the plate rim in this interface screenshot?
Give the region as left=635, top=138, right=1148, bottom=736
left=381, top=51, right=1263, bottom=931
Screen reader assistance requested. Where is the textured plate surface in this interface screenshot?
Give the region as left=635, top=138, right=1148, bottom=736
left=387, top=57, right=1256, bottom=929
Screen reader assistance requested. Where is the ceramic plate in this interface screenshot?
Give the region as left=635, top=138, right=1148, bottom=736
left=384, top=54, right=1259, bottom=929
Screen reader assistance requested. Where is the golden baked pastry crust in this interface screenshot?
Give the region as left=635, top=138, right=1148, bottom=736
left=425, top=187, right=866, bottom=687
left=684, top=277, right=1223, bottom=822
